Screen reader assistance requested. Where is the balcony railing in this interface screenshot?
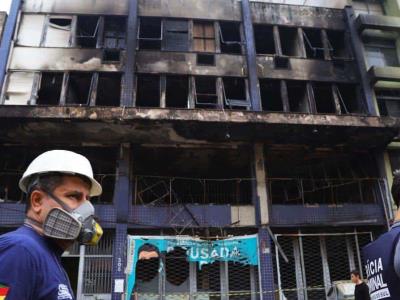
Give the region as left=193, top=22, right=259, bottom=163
left=267, top=177, right=385, bottom=205
left=133, top=176, right=254, bottom=206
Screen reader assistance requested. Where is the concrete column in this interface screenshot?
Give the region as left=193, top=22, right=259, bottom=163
left=0, top=0, right=22, bottom=92
left=344, top=6, right=377, bottom=116
left=111, top=223, right=129, bottom=300
left=253, top=143, right=270, bottom=225
left=121, top=0, right=138, bottom=107
left=241, top=0, right=262, bottom=111
left=111, top=144, right=132, bottom=300
left=258, top=227, right=275, bottom=300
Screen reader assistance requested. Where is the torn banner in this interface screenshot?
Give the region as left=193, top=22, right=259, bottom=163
left=125, top=235, right=259, bottom=297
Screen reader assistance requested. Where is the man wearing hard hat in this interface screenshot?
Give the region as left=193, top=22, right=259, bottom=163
left=0, top=150, right=103, bottom=300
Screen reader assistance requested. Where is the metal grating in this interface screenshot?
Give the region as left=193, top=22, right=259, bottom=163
left=134, top=242, right=260, bottom=299
left=275, top=231, right=373, bottom=300
left=135, top=176, right=253, bottom=205
left=83, top=257, right=113, bottom=294
left=62, top=231, right=114, bottom=296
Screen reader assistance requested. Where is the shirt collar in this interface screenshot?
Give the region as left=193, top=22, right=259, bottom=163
left=391, top=221, right=400, bottom=230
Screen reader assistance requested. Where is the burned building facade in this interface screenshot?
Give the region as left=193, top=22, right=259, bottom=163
left=0, top=0, right=399, bottom=299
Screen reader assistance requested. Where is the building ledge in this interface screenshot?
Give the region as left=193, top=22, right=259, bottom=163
left=0, top=106, right=398, bottom=148
left=368, top=65, right=400, bottom=85
left=270, top=204, right=386, bottom=227
left=356, top=13, right=400, bottom=33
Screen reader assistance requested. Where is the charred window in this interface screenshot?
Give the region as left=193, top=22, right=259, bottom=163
left=194, top=76, right=218, bottom=108
left=136, top=74, right=160, bottom=107
left=223, top=77, right=249, bottom=109
left=260, top=79, right=284, bottom=112
left=327, top=30, right=350, bottom=59
left=133, top=147, right=252, bottom=205
left=193, top=21, right=216, bottom=53
left=312, top=82, right=336, bottom=114
left=197, top=54, right=215, bottom=66
left=103, top=16, right=127, bottom=49
left=280, top=27, right=301, bottom=57
left=103, top=49, right=120, bottom=62
left=0, top=146, right=117, bottom=204
left=266, top=149, right=379, bottom=205
left=303, top=29, right=324, bottom=59
left=162, top=19, right=189, bottom=51
left=45, top=16, right=72, bottom=47
left=138, top=17, right=162, bottom=50
left=196, top=262, right=221, bottom=299
left=166, top=76, right=189, bottom=108
left=219, top=22, right=242, bottom=54
left=37, top=72, right=64, bottom=105
left=77, top=147, right=117, bottom=204
left=376, top=89, right=400, bottom=117
left=336, top=83, right=364, bottom=114
left=76, top=16, right=100, bottom=48
left=96, top=73, right=121, bottom=106
left=286, top=81, right=310, bottom=113
left=254, top=25, right=275, bottom=55
left=66, top=72, right=93, bottom=105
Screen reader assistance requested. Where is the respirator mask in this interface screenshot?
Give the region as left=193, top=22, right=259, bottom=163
left=26, top=187, right=103, bottom=246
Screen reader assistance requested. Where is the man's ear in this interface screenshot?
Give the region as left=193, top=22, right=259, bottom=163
left=30, top=190, right=45, bottom=214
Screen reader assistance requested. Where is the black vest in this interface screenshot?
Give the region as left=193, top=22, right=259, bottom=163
left=362, top=225, right=400, bottom=300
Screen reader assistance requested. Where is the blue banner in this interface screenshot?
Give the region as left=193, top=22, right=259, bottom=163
left=125, top=235, right=259, bottom=297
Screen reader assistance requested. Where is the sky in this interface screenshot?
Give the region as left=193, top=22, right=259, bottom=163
left=0, top=0, right=11, bottom=13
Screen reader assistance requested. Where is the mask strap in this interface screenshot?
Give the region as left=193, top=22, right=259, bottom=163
left=39, top=187, right=73, bottom=213
left=24, top=216, right=43, bottom=228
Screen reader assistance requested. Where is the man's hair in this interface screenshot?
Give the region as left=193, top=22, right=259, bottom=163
left=392, top=170, right=400, bottom=207
left=138, top=243, right=160, bottom=254
left=25, top=173, right=91, bottom=212
left=350, top=270, right=361, bottom=278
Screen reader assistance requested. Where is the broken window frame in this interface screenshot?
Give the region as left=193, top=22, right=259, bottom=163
left=222, top=77, right=251, bottom=109
left=325, top=30, right=353, bottom=61
left=41, top=15, right=74, bottom=47
left=34, top=14, right=126, bottom=50
left=310, top=82, right=340, bottom=115
left=286, top=80, right=311, bottom=113
left=137, top=17, right=164, bottom=50
left=259, top=79, right=286, bottom=112
left=192, top=76, right=220, bottom=108
left=102, top=16, right=127, bottom=50
left=253, top=24, right=276, bottom=55
left=279, top=26, right=302, bottom=57
left=164, top=75, right=190, bottom=108
left=63, top=72, right=96, bottom=105
left=75, top=15, right=102, bottom=48
left=375, top=88, right=400, bottom=117
left=218, top=21, right=244, bottom=55
left=35, top=72, right=65, bottom=105
left=333, top=83, right=365, bottom=115
left=135, top=74, right=162, bottom=108
left=302, top=28, right=332, bottom=60
left=26, top=71, right=122, bottom=107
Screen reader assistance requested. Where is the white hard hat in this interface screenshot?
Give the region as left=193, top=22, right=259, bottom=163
left=19, top=150, right=102, bottom=196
